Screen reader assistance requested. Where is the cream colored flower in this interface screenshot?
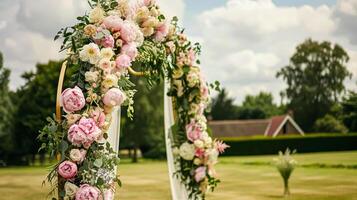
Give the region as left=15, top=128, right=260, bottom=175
left=172, top=68, right=183, bottom=79
left=150, top=7, right=160, bottom=17
left=173, top=80, right=184, bottom=97
left=100, top=48, right=114, bottom=59
left=89, top=6, right=105, bottom=23
left=142, top=17, right=159, bottom=28
left=65, top=114, right=81, bottom=126
left=84, top=25, right=97, bottom=37
left=194, top=158, right=202, bottom=165
left=136, top=7, right=150, bottom=22
left=179, top=142, right=195, bottom=160
left=85, top=71, right=99, bottom=83
left=79, top=43, right=100, bottom=64
left=98, top=58, right=112, bottom=71
left=141, top=27, right=154, bottom=37
left=187, top=71, right=200, bottom=87
left=102, top=74, right=118, bottom=88
left=64, top=182, right=79, bottom=198
left=194, top=140, right=204, bottom=149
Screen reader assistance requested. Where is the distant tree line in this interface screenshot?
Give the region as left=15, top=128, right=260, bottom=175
left=211, top=39, right=357, bottom=134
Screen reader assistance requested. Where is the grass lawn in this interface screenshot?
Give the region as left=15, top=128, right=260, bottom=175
left=1, top=151, right=357, bottom=200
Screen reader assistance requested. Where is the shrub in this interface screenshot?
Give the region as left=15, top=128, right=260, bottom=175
left=313, top=114, right=348, bottom=133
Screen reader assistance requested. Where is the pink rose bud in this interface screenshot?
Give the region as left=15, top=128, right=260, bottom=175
left=103, top=88, right=126, bottom=107
left=61, top=86, right=86, bottom=113
left=58, top=161, right=77, bottom=179
left=115, top=54, right=132, bottom=70
left=194, top=166, right=207, bottom=183
left=75, top=184, right=100, bottom=200
left=121, top=43, right=138, bottom=61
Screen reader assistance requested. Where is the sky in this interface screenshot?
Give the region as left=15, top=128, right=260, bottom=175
left=0, top=0, right=356, bottom=103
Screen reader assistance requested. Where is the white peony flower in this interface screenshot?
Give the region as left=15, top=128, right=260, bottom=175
left=100, top=48, right=115, bottom=59
left=179, top=142, right=195, bottom=160
left=206, top=149, right=219, bottom=163
left=89, top=6, right=105, bottom=23
left=85, top=71, right=99, bottom=83
left=64, top=182, right=79, bottom=198
left=80, top=43, right=100, bottom=64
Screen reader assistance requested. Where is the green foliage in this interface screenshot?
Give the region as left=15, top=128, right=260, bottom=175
left=220, top=133, right=357, bottom=156
left=210, top=88, right=238, bottom=120
left=241, top=92, right=283, bottom=118
left=342, top=90, right=357, bottom=132
left=313, top=114, right=348, bottom=133
left=0, top=52, right=14, bottom=162
left=277, top=39, right=352, bottom=132
left=120, top=77, right=166, bottom=160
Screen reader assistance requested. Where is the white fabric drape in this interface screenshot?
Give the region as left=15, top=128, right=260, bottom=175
left=108, top=106, right=121, bottom=153
left=164, top=80, right=189, bottom=200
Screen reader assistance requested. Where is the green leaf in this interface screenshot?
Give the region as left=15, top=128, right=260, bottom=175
left=94, top=158, right=103, bottom=168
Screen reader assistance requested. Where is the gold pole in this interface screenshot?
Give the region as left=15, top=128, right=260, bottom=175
left=127, top=66, right=147, bottom=77
left=56, top=61, right=68, bottom=123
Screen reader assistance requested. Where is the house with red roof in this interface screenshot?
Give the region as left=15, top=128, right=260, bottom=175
left=209, top=115, right=304, bottom=138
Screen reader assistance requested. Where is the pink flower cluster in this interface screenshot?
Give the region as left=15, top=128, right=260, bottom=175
left=67, top=117, right=102, bottom=148
left=75, top=184, right=100, bottom=200
left=61, top=86, right=86, bottom=113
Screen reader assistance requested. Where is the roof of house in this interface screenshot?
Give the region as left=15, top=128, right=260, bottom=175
left=209, top=115, right=304, bottom=138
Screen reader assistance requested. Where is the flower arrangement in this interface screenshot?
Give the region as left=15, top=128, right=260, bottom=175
left=38, top=0, right=228, bottom=199
left=273, top=148, right=298, bottom=197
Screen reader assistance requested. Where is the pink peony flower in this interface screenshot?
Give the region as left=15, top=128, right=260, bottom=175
left=215, top=140, right=230, bottom=154
left=143, top=0, right=155, bottom=6
left=187, top=49, right=196, bottom=66
left=194, top=166, right=207, bottom=182
left=115, top=54, right=132, bottom=70
left=101, top=35, right=115, bottom=48
left=69, top=149, right=87, bottom=163
left=103, top=88, right=126, bottom=107
left=61, top=86, right=86, bottom=113
left=102, top=15, right=123, bottom=32
left=120, top=21, right=137, bottom=43
left=186, top=120, right=203, bottom=142
left=75, top=184, right=100, bottom=200
left=90, top=107, right=106, bottom=127
left=154, top=22, right=169, bottom=42
left=78, top=117, right=102, bottom=142
left=103, top=189, right=114, bottom=200
left=58, top=161, right=77, bottom=179
left=121, top=43, right=138, bottom=61
left=195, top=148, right=205, bottom=158
left=68, top=124, right=87, bottom=147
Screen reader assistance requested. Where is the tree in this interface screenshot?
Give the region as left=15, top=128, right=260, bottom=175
left=120, top=77, right=165, bottom=162
left=277, top=39, right=352, bottom=132
left=11, top=60, right=72, bottom=165
left=342, top=90, right=357, bottom=132
left=241, top=92, right=283, bottom=118
left=0, top=52, right=14, bottom=164
left=210, top=88, right=238, bottom=120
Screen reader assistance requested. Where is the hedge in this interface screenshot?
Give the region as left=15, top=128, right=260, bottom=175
left=219, top=133, right=357, bottom=156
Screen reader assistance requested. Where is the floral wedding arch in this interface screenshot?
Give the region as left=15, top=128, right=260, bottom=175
left=39, top=0, right=228, bottom=199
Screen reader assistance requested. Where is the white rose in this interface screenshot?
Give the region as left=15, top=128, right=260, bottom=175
left=101, top=48, right=114, bottom=59
left=179, top=142, right=195, bottom=160
left=64, top=182, right=79, bottom=198
left=204, top=136, right=213, bottom=147
left=89, top=6, right=105, bottom=23
left=69, top=149, right=86, bottom=163
left=85, top=71, right=99, bottom=83
left=102, top=74, right=118, bottom=88
left=187, top=71, right=200, bottom=87
left=194, top=140, right=204, bottom=149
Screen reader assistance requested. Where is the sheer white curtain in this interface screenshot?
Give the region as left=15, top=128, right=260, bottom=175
left=164, top=80, right=189, bottom=200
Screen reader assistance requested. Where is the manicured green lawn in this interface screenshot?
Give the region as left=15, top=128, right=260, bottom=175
left=1, top=151, right=357, bottom=200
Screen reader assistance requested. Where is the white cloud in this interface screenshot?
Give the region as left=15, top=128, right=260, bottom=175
left=193, top=0, right=356, bottom=103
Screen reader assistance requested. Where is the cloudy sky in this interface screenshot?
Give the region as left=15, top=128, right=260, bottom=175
left=0, top=0, right=356, bottom=103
